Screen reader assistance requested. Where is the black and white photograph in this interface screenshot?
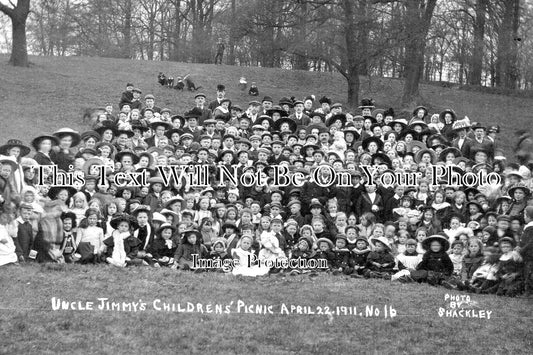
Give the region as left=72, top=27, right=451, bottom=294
left=0, top=0, right=532, bottom=353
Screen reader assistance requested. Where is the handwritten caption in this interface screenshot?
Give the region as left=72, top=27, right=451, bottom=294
left=437, top=293, right=493, bottom=319
left=51, top=297, right=397, bottom=318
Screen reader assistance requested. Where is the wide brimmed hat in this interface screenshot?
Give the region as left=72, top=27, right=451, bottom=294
left=0, top=139, right=30, bottom=157
left=326, top=113, right=347, bottom=128
left=316, top=237, right=334, bottom=249
left=371, top=236, right=392, bottom=251
left=389, top=118, right=408, bottom=130
left=272, top=117, right=297, bottom=133
left=439, top=147, right=462, bottom=161
left=181, top=230, right=202, bottom=242
left=165, top=196, right=184, bottom=208
left=412, top=106, right=428, bottom=116
left=53, top=128, right=81, bottom=147
left=358, top=98, right=375, bottom=109
left=266, top=106, right=286, bottom=117
left=31, top=134, right=60, bottom=151
left=415, top=148, right=437, bottom=164
left=132, top=205, right=151, bottom=217
left=422, top=234, right=450, bottom=251
left=371, top=152, right=392, bottom=168
left=439, top=109, right=457, bottom=123
left=508, top=183, right=531, bottom=197
left=452, top=118, right=471, bottom=131
left=149, top=120, right=172, bottom=131
left=156, top=222, right=176, bottom=235
left=131, top=120, right=150, bottom=133
left=465, top=200, right=483, bottom=212
left=110, top=214, right=138, bottom=230
left=221, top=221, right=238, bottom=231
left=94, top=121, right=118, bottom=136
left=409, top=119, right=428, bottom=130
left=258, top=115, right=274, bottom=127
left=80, top=130, right=102, bottom=142
left=305, top=124, right=327, bottom=135
left=362, top=136, right=384, bottom=152
left=48, top=185, right=78, bottom=200
left=0, top=155, right=19, bottom=171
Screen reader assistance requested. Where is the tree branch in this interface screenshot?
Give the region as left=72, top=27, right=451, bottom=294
left=0, top=1, right=14, bottom=17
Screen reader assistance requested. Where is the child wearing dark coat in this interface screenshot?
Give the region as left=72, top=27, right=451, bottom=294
left=349, top=236, right=372, bottom=278
left=494, top=237, right=524, bottom=297
left=289, top=236, right=318, bottom=276
left=468, top=246, right=500, bottom=294
left=148, top=223, right=179, bottom=267
left=174, top=230, right=208, bottom=271
left=316, top=238, right=335, bottom=272
left=364, top=236, right=395, bottom=279
left=331, top=235, right=352, bottom=275
left=412, top=234, right=454, bottom=286
left=208, top=238, right=232, bottom=272
left=104, top=215, right=143, bottom=267
left=461, top=238, right=484, bottom=283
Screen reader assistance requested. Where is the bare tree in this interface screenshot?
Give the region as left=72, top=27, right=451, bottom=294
left=0, top=0, right=31, bottom=66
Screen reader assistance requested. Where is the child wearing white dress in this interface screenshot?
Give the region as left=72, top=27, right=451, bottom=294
left=232, top=235, right=269, bottom=277
left=0, top=222, right=17, bottom=266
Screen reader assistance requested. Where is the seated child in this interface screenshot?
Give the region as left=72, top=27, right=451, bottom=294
left=461, top=238, right=484, bottom=283
left=77, top=208, right=105, bottom=263
left=349, top=236, right=371, bottom=278
left=289, top=236, right=318, bottom=276
left=395, top=230, right=410, bottom=256
left=258, top=230, right=286, bottom=263
left=208, top=238, right=231, bottom=272
left=316, top=238, right=335, bottom=272
left=232, top=235, right=269, bottom=277
left=468, top=246, right=500, bottom=293
left=495, top=237, right=524, bottom=297
left=148, top=223, right=179, bottom=267
left=0, top=210, right=17, bottom=266
left=449, top=240, right=465, bottom=277
left=392, top=239, right=422, bottom=282
left=104, top=215, right=142, bottom=267
left=365, top=236, right=395, bottom=279
left=174, top=230, right=207, bottom=271
left=248, top=82, right=259, bottom=96
left=411, top=234, right=453, bottom=286
left=331, top=235, right=352, bottom=275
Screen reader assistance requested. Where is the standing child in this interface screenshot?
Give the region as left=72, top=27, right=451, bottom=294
left=519, top=206, right=533, bottom=297
left=76, top=208, right=105, bottom=263
left=14, top=202, right=34, bottom=262
left=59, top=212, right=78, bottom=263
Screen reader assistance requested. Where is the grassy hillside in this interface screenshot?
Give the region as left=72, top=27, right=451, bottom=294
left=0, top=54, right=531, bottom=155
left=1, top=264, right=532, bottom=354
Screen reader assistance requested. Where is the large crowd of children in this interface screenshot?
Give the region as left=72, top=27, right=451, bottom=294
left=0, top=81, right=532, bottom=298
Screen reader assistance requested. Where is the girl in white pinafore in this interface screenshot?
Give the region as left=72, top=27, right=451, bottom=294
left=232, top=235, right=269, bottom=277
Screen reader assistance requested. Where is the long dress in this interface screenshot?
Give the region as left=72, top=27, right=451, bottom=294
left=0, top=225, right=18, bottom=266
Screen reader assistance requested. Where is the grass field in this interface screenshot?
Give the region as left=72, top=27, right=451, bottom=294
left=0, top=55, right=532, bottom=354
left=0, top=264, right=532, bottom=354
left=0, top=54, right=532, bottom=155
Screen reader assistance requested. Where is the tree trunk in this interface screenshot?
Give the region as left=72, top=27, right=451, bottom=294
left=469, top=0, right=487, bottom=86
left=343, top=0, right=359, bottom=107
left=0, top=0, right=30, bottom=67
left=123, top=0, right=132, bottom=59
left=496, top=0, right=519, bottom=89
left=227, top=0, right=236, bottom=65
left=401, top=0, right=437, bottom=107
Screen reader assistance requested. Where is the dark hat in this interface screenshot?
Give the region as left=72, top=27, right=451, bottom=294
left=266, top=106, right=286, bottom=117
left=262, top=96, right=273, bottom=103
left=358, top=98, right=375, bottom=109
left=383, top=108, right=395, bottom=118
left=216, top=84, right=226, bottom=91
left=222, top=221, right=238, bottom=231
left=80, top=131, right=102, bottom=142
left=31, top=134, right=60, bottom=151
left=422, top=234, right=450, bottom=251
left=0, top=139, right=30, bottom=157
left=149, top=120, right=172, bottom=131
left=194, top=93, right=207, bottom=100
left=318, top=96, right=331, bottom=105
left=278, top=97, right=293, bottom=107
left=326, top=113, right=347, bottom=128
left=439, top=147, right=462, bottom=161
left=116, top=129, right=135, bottom=138
left=131, top=120, right=150, bottom=133
left=316, top=238, right=334, bottom=249
left=412, top=106, right=428, bottom=116
left=508, top=183, right=531, bottom=197
left=498, top=236, right=516, bottom=248
left=272, top=117, right=297, bottom=133
left=439, top=109, right=457, bottom=122
left=471, top=122, right=486, bottom=131
left=0, top=156, right=18, bottom=171
left=362, top=136, right=384, bottom=152
left=94, top=120, right=118, bottom=136
left=132, top=205, right=151, bottom=217
left=110, top=214, right=138, bottom=230
left=48, top=185, right=77, bottom=201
